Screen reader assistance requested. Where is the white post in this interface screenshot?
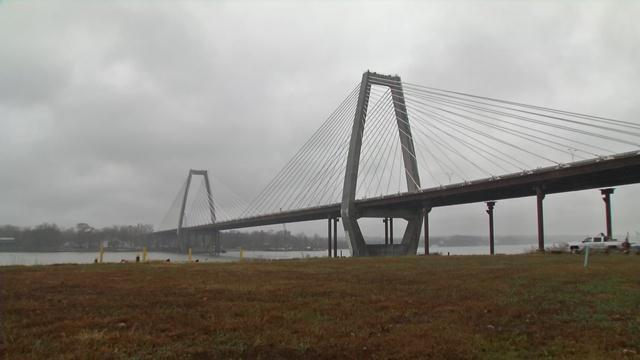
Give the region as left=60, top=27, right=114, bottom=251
left=583, top=245, right=590, bottom=269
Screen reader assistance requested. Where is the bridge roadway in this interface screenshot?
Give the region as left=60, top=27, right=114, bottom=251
left=154, top=150, right=640, bottom=236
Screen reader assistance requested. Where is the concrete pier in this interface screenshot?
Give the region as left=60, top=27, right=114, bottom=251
left=536, top=188, right=545, bottom=251
left=600, top=188, right=614, bottom=239
left=424, top=208, right=431, bottom=255
left=486, top=201, right=496, bottom=255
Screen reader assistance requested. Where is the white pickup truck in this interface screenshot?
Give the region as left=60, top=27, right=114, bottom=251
left=568, top=234, right=626, bottom=253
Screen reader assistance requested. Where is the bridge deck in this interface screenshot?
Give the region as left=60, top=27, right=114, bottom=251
left=154, top=151, right=640, bottom=235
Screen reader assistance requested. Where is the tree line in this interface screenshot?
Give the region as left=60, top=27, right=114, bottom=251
left=0, top=223, right=347, bottom=252
left=0, top=222, right=546, bottom=252
left=0, top=223, right=153, bottom=251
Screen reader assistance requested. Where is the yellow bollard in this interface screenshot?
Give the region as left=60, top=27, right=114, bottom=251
left=99, top=242, right=104, bottom=264
left=239, top=247, right=244, bottom=260
left=142, top=246, right=147, bottom=262
left=188, top=248, right=192, bottom=262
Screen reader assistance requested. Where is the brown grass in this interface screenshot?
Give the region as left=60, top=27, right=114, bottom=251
left=1, top=254, right=639, bottom=359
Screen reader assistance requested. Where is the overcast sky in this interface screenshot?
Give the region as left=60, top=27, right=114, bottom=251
left=1, top=0, right=639, bottom=239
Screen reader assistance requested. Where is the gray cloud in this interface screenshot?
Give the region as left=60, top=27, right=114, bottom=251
left=1, top=0, right=639, bottom=239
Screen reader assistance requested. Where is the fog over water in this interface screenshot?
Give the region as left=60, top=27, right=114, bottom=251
left=1, top=1, right=639, bottom=239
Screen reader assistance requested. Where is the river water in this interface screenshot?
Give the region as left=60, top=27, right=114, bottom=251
left=0, top=244, right=540, bottom=266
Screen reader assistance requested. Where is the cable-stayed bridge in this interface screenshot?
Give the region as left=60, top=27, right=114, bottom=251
left=153, top=71, right=640, bottom=256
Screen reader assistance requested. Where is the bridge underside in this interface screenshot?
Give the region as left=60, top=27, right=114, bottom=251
left=154, top=151, right=640, bottom=255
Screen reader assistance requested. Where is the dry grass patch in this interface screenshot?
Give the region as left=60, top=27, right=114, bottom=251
left=1, top=254, right=639, bottom=358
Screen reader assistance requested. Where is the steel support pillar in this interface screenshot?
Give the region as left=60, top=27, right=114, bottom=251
left=424, top=208, right=431, bottom=255
left=536, top=188, right=545, bottom=252
left=486, top=201, right=496, bottom=255
left=333, top=218, right=339, bottom=258
left=215, top=231, right=221, bottom=254
left=341, top=71, right=422, bottom=256
left=383, top=218, right=389, bottom=245
left=600, top=188, right=614, bottom=239
left=389, top=218, right=394, bottom=245
left=327, top=217, right=332, bottom=257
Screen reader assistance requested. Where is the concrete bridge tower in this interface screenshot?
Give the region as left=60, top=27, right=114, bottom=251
left=341, top=71, right=423, bottom=256
left=177, top=169, right=220, bottom=254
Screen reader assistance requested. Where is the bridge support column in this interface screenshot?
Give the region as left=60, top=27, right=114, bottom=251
left=205, top=231, right=221, bottom=256
left=341, top=71, right=422, bottom=256
left=333, top=218, right=339, bottom=257
left=383, top=218, right=388, bottom=245
left=600, top=188, right=615, bottom=239
left=486, top=201, right=496, bottom=255
left=389, top=218, right=394, bottom=245
left=424, top=208, right=431, bottom=255
left=536, top=189, right=545, bottom=252
left=327, top=217, right=332, bottom=258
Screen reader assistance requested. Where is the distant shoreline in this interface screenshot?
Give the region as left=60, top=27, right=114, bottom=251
left=0, top=243, right=540, bottom=254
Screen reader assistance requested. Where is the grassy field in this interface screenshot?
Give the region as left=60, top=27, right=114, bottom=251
left=1, top=253, right=639, bottom=359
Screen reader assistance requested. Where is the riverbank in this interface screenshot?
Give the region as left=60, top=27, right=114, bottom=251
left=2, top=254, right=639, bottom=358
left=0, top=244, right=536, bottom=266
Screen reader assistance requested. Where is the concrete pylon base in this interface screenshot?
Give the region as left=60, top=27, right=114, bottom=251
left=348, top=210, right=423, bottom=257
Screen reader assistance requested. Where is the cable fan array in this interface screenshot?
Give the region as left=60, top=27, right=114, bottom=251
left=240, top=83, right=361, bottom=217
left=369, top=76, right=640, bottom=188
left=242, top=78, right=640, bottom=217
left=159, top=76, right=640, bottom=228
